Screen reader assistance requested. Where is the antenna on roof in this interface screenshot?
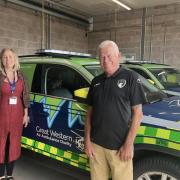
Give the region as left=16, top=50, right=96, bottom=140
left=36, top=49, right=92, bottom=58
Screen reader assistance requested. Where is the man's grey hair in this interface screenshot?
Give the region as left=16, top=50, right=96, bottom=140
left=98, top=40, right=120, bottom=54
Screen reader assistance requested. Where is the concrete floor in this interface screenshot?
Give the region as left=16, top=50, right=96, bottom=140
left=13, top=149, right=90, bottom=180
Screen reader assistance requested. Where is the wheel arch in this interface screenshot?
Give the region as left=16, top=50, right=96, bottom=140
left=134, top=144, right=180, bottom=163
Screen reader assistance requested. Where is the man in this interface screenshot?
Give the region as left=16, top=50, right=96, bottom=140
left=85, top=40, right=146, bottom=180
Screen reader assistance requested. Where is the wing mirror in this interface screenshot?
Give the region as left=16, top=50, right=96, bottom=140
left=74, top=87, right=89, bottom=102
left=147, top=79, right=155, bottom=85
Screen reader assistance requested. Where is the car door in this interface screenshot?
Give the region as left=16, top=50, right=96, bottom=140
left=22, top=63, right=90, bottom=170
left=128, top=67, right=162, bottom=89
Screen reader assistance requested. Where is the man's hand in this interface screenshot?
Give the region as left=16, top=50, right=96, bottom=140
left=85, top=140, right=95, bottom=158
left=117, top=143, right=133, bottom=161
left=117, top=104, right=142, bottom=161
left=84, top=107, right=95, bottom=158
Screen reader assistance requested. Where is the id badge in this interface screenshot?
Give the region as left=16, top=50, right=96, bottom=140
left=9, top=96, right=17, bottom=105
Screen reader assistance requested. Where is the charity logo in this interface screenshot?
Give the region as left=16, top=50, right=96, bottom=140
left=94, top=82, right=101, bottom=87
left=117, top=79, right=126, bottom=88
left=37, top=96, right=84, bottom=129
left=137, top=78, right=141, bottom=83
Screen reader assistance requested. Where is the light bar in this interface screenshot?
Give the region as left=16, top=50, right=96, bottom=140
left=36, top=49, right=92, bottom=57
left=125, top=60, right=151, bottom=63
left=111, top=0, right=131, bottom=11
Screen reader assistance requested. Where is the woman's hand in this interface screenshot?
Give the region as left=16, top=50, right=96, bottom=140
left=23, top=114, right=29, bottom=128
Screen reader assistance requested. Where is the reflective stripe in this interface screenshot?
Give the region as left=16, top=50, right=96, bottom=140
left=163, top=90, right=180, bottom=96
left=50, top=147, right=58, bottom=154
left=136, top=125, right=180, bottom=151
left=21, top=122, right=180, bottom=171
left=137, top=126, right=179, bottom=143
left=21, top=137, right=89, bottom=171
left=135, top=136, right=180, bottom=151
left=143, top=115, right=180, bottom=130
left=38, top=142, right=45, bottom=150
left=143, top=137, right=156, bottom=144
left=168, top=142, right=180, bottom=150
left=21, top=137, right=34, bottom=146
left=156, top=129, right=170, bottom=139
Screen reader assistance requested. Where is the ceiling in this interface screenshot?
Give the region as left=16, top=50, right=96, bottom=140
left=10, top=0, right=180, bottom=26
left=34, top=0, right=180, bottom=17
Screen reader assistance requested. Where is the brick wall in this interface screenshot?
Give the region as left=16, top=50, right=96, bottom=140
left=0, top=1, right=180, bottom=67
left=0, top=2, right=88, bottom=56
left=51, top=18, right=88, bottom=52
left=89, top=3, right=180, bottom=67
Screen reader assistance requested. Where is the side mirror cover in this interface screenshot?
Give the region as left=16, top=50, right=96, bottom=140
left=147, top=79, right=155, bottom=85
left=74, top=87, right=89, bottom=99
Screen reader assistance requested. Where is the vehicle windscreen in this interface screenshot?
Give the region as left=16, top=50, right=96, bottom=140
left=85, top=65, right=167, bottom=103
left=84, top=65, right=103, bottom=76
left=149, top=68, right=180, bottom=89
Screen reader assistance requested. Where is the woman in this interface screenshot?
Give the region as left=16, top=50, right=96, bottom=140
left=0, top=48, right=30, bottom=180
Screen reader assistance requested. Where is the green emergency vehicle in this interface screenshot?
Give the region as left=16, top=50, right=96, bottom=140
left=19, top=50, right=180, bottom=180
left=122, top=61, right=180, bottom=96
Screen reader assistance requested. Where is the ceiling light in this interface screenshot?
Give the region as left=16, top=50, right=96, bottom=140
left=111, top=0, right=131, bottom=10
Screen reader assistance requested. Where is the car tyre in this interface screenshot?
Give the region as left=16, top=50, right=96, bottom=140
left=134, top=155, right=180, bottom=180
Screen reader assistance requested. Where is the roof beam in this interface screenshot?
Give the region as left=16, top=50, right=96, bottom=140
left=6, top=0, right=90, bottom=27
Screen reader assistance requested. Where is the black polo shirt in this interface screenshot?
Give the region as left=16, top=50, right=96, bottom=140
left=86, top=67, right=146, bottom=150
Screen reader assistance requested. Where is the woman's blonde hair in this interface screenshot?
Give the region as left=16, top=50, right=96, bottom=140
left=0, top=48, right=20, bottom=72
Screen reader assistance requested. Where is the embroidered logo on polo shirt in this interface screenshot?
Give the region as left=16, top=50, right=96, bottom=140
left=94, top=83, right=101, bottom=87
left=137, top=78, right=141, bottom=83
left=117, top=79, right=126, bottom=88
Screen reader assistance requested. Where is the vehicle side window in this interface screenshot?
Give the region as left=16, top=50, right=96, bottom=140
left=31, top=64, right=43, bottom=93
left=45, top=65, right=89, bottom=99
left=130, top=68, right=150, bottom=79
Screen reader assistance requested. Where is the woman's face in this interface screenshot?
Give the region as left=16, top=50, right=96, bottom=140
left=1, top=50, right=15, bottom=70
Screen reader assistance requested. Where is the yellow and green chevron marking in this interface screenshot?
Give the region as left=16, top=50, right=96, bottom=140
left=21, top=136, right=90, bottom=171
left=21, top=126, right=179, bottom=171
left=135, top=126, right=180, bottom=151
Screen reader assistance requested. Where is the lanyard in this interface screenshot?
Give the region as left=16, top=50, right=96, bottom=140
left=5, top=70, right=16, bottom=94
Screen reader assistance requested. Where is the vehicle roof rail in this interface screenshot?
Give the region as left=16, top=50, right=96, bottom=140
left=124, top=60, right=152, bottom=64
left=36, top=49, right=92, bottom=58
left=123, top=60, right=169, bottom=66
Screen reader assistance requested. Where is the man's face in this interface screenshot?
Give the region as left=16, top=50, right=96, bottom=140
left=99, top=46, right=120, bottom=76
